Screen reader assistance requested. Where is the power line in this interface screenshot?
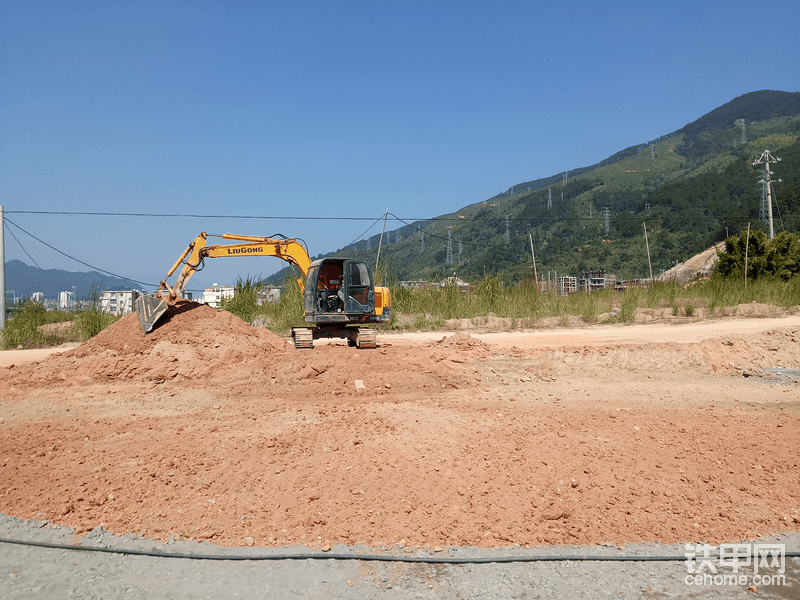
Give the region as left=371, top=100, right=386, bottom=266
left=387, top=213, right=508, bottom=249
left=5, top=209, right=745, bottom=225
left=4, top=218, right=158, bottom=289
left=7, top=210, right=383, bottom=220
left=3, top=220, right=67, bottom=294
left=342, top=213, right=387, bottom=248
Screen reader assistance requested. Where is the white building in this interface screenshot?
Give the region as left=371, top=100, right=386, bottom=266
left=31, top=292, right=45, bottom=303
left=203, top=284, right=235, bottom=308
left=99, top=290, right=141, bottom=315
left=59, top=291, right=75, bottom=310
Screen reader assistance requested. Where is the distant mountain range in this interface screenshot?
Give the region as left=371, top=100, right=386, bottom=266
left=4, top=259, right=142, bottom=301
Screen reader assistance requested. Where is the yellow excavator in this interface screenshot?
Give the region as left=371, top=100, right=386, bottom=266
left=135, top=232, right=391, bottom=349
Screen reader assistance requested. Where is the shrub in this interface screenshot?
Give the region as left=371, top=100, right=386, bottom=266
left=2, top=298, right=49, bottom=348
left=73, top=287, right=121, bottom=341
left=220, top=276, right=264, bottom=324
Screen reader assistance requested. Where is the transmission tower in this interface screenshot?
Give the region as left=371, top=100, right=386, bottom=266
left=504, top=215, right=511, bottom=245
left=651, top=146, right=656, bottom=160
left=547, top=189, right=552, bottom=210
left=367, top=237, right=371, bottom=250
left=735, top=118, right=746, bottom=145
left=458, top=240, right=463, bottom=263
left=420, top=230, right=425, bottom=253
left=446, top=230, right=453, bottom=265
left=603, top=207, right=610, bottom=234
left=754, top=149, right=781, bottom=238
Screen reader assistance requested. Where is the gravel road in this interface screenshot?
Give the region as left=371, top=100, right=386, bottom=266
left=1, top=515, right=797, bottom=599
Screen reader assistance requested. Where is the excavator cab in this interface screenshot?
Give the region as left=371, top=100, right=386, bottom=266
left=291, top=257, right=389, bottom=349
left=304, top=258, right=375, bottom=321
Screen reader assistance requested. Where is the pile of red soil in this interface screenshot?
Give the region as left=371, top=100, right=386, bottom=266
left=0, top=302, right=291, bottom=393
left=0, top=302, right=486, bottom=399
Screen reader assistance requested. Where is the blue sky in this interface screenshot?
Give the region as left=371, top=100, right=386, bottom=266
left=2, top=0, right=798, bottom=291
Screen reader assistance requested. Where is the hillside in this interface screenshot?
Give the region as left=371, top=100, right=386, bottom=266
left=277, top=89, right=800, bottom=286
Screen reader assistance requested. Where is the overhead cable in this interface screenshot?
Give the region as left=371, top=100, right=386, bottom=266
left=3, top=218, right=158, bottom=289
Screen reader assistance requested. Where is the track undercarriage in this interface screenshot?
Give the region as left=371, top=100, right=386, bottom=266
left=291, top=325, right=377, bottom=349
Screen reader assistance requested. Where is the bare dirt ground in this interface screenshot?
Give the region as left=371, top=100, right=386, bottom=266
left=1, top=301, right=799, bottom=555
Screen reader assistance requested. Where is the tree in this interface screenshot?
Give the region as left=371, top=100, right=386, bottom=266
left=715, top=230, right=800, bottom=280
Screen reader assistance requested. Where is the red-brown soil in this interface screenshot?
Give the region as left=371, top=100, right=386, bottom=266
left=1, top=301, right=799, bottom=550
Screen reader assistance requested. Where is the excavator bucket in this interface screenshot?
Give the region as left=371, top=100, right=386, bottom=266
left=135, top=294, right=169, bottom=334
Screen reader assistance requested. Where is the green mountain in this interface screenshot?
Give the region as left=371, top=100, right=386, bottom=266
left=280, top=90, right=800, bottom=285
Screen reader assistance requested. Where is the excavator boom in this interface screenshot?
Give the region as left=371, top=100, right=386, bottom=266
left=135, top=232, right=311, bottom=333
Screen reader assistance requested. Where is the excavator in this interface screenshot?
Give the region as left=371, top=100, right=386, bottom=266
left=134, top=232, right=391, bottom=349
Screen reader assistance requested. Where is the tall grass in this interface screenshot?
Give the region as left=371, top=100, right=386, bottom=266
left=1, top=299, right=55, bottom=348
left=245, top=276, right=305, bottom=333
left=1, top=294, right=119, bottom=349
left=385, top=274, right=800, bottom=330
left=4, top=275, right=798, bottom=348
left=73, top=285, right=122, bottom=341
left=693, top=276, right=800, bottom=312
left=219, top=276, right=265, bottom=324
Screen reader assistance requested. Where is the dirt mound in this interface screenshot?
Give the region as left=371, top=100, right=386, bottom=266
left=0, top=301, right=292, bottom=393
left=0, top=301, right=480, bottom=399
left=432, top=332, right=491, bottom=352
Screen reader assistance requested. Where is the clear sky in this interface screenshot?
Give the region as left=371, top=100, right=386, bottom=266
left=2, top=0, right=799, bottom=292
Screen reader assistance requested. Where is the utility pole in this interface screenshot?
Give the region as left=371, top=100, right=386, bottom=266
left=375, top=208, right=389, bottom=275
left=0, top=205, right=5, bottom=333
left=754, top=150, right=781, bottom=239
left=643, top=222, right=654, bottom=285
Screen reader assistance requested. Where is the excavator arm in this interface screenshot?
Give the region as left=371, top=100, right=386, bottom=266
left=136, top=232, right=312, bottom=333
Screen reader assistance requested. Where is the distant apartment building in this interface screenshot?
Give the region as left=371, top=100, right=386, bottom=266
left=203, top=284, right=235, bottom=308
left=59, top=291, right=75, bottom=310
left=99, top=290, right=142, bottom=315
